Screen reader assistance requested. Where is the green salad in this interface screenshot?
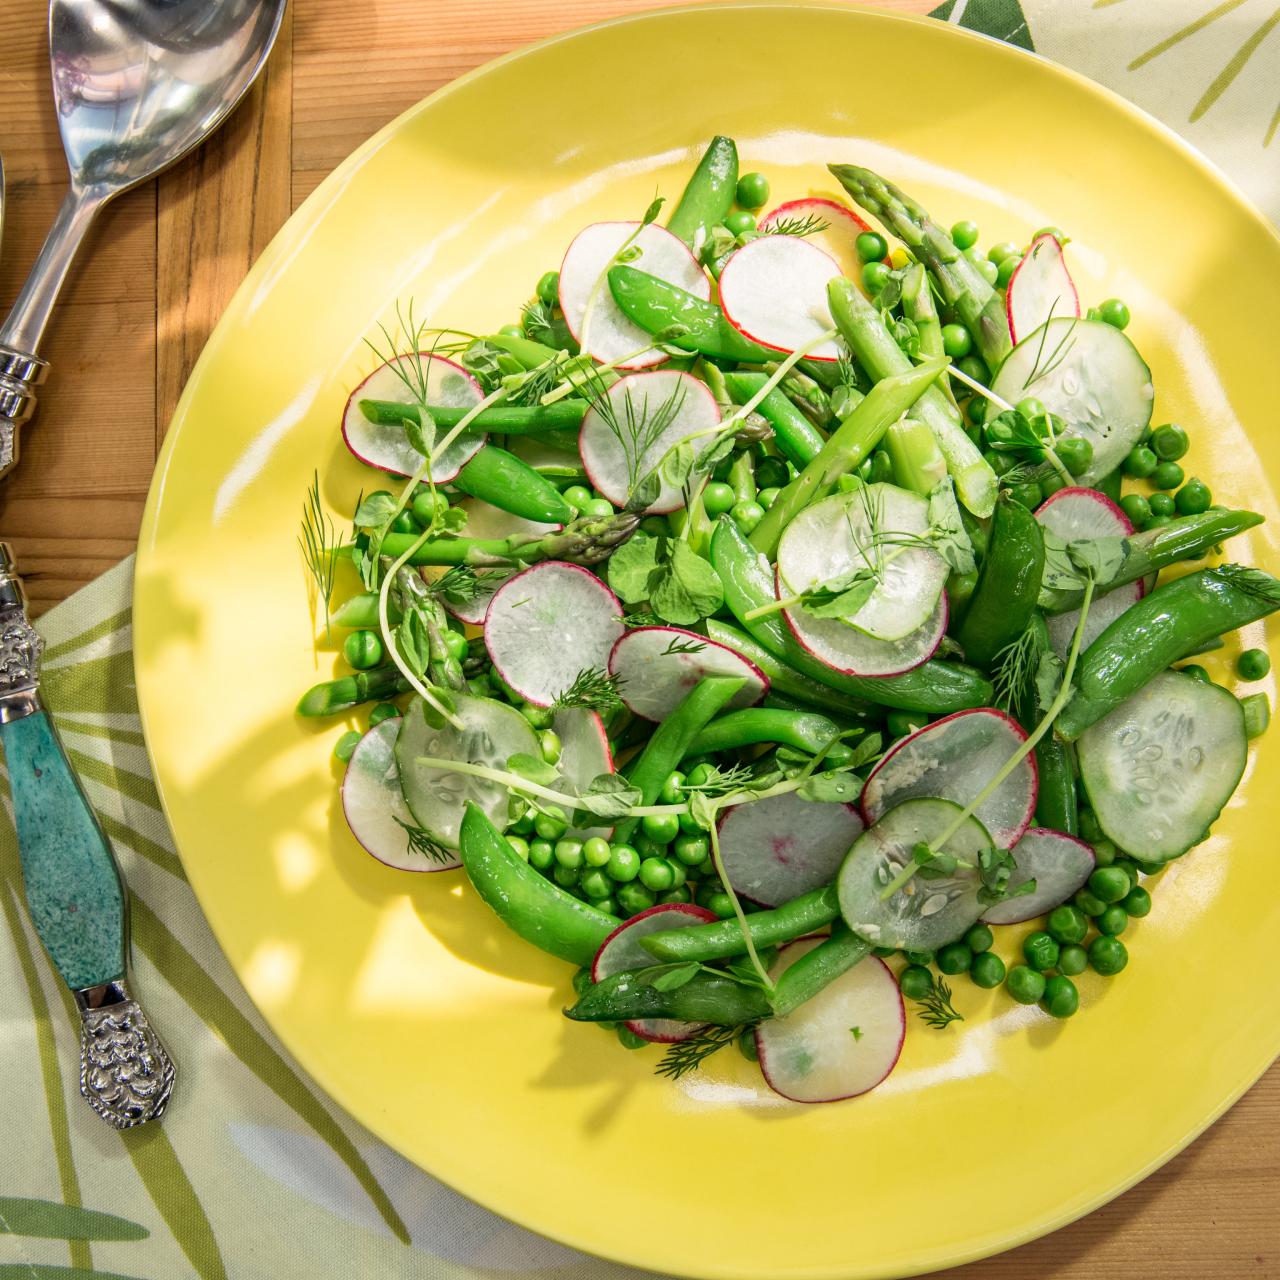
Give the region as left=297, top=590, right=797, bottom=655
left=298, top=137, right=1276, bottom=1103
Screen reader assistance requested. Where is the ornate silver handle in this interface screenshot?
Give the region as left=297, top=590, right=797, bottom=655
left=77, top=980, right=176, bottom=1129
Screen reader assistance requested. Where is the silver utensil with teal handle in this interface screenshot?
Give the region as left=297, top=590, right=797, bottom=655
left=0, top=544, right=175, bottom=1127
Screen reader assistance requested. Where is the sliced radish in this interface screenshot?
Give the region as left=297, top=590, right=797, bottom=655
left=342, top=354, right=484, bottom=481
left=559, top=222, right=709, bottom=369
left=777, top=485, right=949, bottom=643
left=442, top=499, right=560, bottom=625
left=607, top=626, right=767, bottom=722
left=553, top=707, right=615, bottom=841
left=980, top=828, right=1096, bottom=925
left=1035, top=486, right=1142, bottom=658
left=592, top=903, right=718, bottom=1042
left=394, top=694, right=538, bottom=849
left=718, top=236, right=843, bottom=362
left=756, top=940, right=903, bottom=1103
left=758, top=197, right=880, bottom=283
left=484, top=562, right=624, bottom=706
left=861, top=708, right=1037, bottom=849
left=718, top=790, right=864, bottom=907
left=579, top=370, right=721, bottom=514
left=1006, top=234, right=1080, bottom=345
left=343, top=719, right=461, bottom=872
left=783, top=570, right=948, bottom=678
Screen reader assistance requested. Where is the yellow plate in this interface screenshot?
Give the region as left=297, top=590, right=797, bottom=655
left=134, top=6, right=1280, bottom=1276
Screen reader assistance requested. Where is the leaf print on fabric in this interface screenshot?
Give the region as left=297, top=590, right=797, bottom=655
left=930, top=0, right=1035, bottom=50
left=0, top=1199, right=147, bottom=1243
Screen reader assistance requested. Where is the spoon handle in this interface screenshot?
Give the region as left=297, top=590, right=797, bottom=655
left=0, top=543, right=175, bottom=1127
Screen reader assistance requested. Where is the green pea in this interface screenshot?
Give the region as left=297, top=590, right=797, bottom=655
left=905, top=950, right=934, bottom=967
left=638, top=857, right=675, bottom=893
left=390, top=510, right=418, bottom=535
left=1008, top=481, right=1044, bottom=510
left=1119, top=494, right=1151, bottom=528
left=689, top=763, right=717, bottom=789
left=553, top=839, right=584, bottom=870
left=1078, top=808, right=1103, bottom=841
left=730, top=500, right=765, bottom=533
left=704, top=891, right=736, bottom=920
left=1091, top=838, right=1116, bottom=866
left=578, top=868, right=611, bottom=901
left=1150, top=423, right=1189, bottom=460
left=996, top=255, right=1020, bottom=288
left=856, top=230, right=889, bottom=262
left=899, top=965, right=934, bottom=1000
left=1040, top=474, right=1067, bottom=499
left=887, top=709, right=928, bottom=739
left=1145, top=515, right=1174, bottom=530
left=1007, top=964, right=1046, bottom=1004
left=966, top=396, right=989, bottom=427
left=987, top=240, right=1019, bottom=265
left=937, top=942, right=973, bottom=975
left=669, top=835, right=706, bottom=869
left=977, top=258, right=1000, bottom=286
left=562, top=484, right=593, bottom=510
left=950, top=220, right=980, bottom=251
left=504, top=835, right=530, bottom=863
left=536, top=270, right=560, bottom=305
left=1147, top=491, right=1175, bottom=518
left=862, top=261, right=891, bottom=294
left=1089, top=935, right=1128, bottom=975
left=735, top=172, right=770, bottom=209
left=1179, top=663, right=1210, bottom=683
left=410, top=489, right=449, bottom=526
left=1243, top=691, right=1272, bottom=739
left=1023, top=932, right=1060, bottom=972
left=334, top=730, right=362, bottom=763
left=1174, top=478, right=1211, bottom=516
left=583, top=498, right=615, bottom=518
left=1047, top=904, right=1088, bottom=945
left=521, top=703, right=554, bottom=730
left=534, top=806, right=568, bottom=840
left=1151, top=460, right=1184, bottom=491
left=1123, top=446, right=1158, bottom=479
left=725, top=209, right=756, bottom=237
left=1057, top=437, right=1094, bottom=476
left=538, top=729, right=562, bottom=766
left=528, top=839, right=554, bottom=871
left=1112, top=858, right=1139, bottom=890
left=963, top=924, right=994, bottom=954
left=1237, top=648, right=1271, bottom=680
left=641, top=813, right=680, bottom=845
left=368, top=702, right=400, bottom=727
left=738, top=1027, right=760, bottom=1061
left=757, top=486, right=781, bottom=509
left=617, top=881, right=657, bottom=916
left=582, top=837, right=612, bottom=869
left=754, top=456, right=791, bottom=489
left=940, top=323, right=972, bottom=359
left=1042, top=974, right=1079, bottom=1018
left=343, top=630, right=383, bottom=670
left=553, top=864, right=579, bottom=889
left=639, top=516, right=668, bottom=536
left=659, top=887, right=692, bottom=905
left=956, top=354, right=990, bottom=385
left=1057, top=944, right=1088, bottom=976
left=664, top=858, right=688, bottom=890
left=1088, top=866, right=1130, bottom=904
left=1033, top=226, right=1069, bottom=245
left=1096, top=905, right=1128, bottom=937
left=702, top=481, right=736, bottom=516
left=970, top=951, right=1006, bottom=989
left=498, top=323, right=524, bottom=340
left=872, top=945, right=897, bottom=958
left=606, top=843, right=641, bottom=883
left=616, top=1025, right=648, bottom=1049
left=442, top=629, right=469, bottom=662
left=1099, top=298, right=1130, bottom=330
left=654, top=772, right=683, bottom=807
left=1015, top=397, right=1046, bottom=421
left=1074, top=888, right=1106, bottom=916
left=677, top=810, right=705, bottom=836
left=1122, top=885, right=1152, bottom=918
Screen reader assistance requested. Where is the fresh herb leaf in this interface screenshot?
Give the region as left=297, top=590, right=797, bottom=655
left=638, top=961, right=702, bottom=992
left=299, top=471, right=338, bottom=633
left=911, top=973, right=963, bottom=1031
left=661, top=636, right=706, bottom=657
left=799, top=570, right=878, bottom=621
left=507, top=752, right=560, bottom=787
left=576, top=773, right=643, bottom=820
left=850, top=1026, right=863, bottom=1040
left=762, top=213, right=830, bottom=239
left=608, top=531, right=664, bottom=603
left=845, top=732, right=884, bottom=770
left=552, top=667, right=625, bottom=713
left=649, top=541, right=725, bottom=626
left=581, top=374, right=689, bottom=503
left=432, top=564, right=509, bottom=608
left=797, top=770, right=862, bottom=803
left=394, top=815, right=456, bottom=866
left=1035, top=648, right=1067, bottom=715
left=354, top=491, right=399, bottom=528
left=991, top=625, right=1046, bottom=716
left=927, top=478, right=976, bottom=575
left=654, top=1023, right=749, bottom=1081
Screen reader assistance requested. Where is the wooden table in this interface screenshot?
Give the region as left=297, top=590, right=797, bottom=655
left=1, top=0, right=1276, bottom=1273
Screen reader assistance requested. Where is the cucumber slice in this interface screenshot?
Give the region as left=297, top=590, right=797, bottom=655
left=1077, top=669, right=1246, bottom=863
left=395, top=693, right=539, bottom=849
left=837, top=797, right=992, bottom=952
left=988, top=318, right=1153, bottom=486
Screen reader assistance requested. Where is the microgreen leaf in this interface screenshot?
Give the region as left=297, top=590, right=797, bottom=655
left=506, top=752, right=560, bottom=787
left=576, top=773, right=643, bottom=820
left=354, top=492, right=398, bottom=527
left=649, top=541, right=724, bottom=626
left=927, top=478, right=976, bottom=575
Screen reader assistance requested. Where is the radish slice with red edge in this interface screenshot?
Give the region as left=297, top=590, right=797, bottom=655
left=758, top=197, right=881, bottom=282
left=342, top=354, right=484, bottom=481
left=718, top=236, right=843, bottom=362
left=559, top=222, right=709, bottom=369
left=591, top=903, right=717, bottom=1042
left=781, top=567, right=948, bottom=677
left=756, top=940, right=903, bottom=1103
left=717, top=790, right=864, bottom=907
left=484, top=562, right=624, bottom=707
left=1035, top=486, right=1142, bottom=658
left=553, top=707, right=615, bottom=841
left=861, top=708, right=1038, bottom=849
left=579, top=370, right=721, bottom=513
left=1005, top=233, right=1080, bottom=345
left=980, top=828, right=1096, bottom=925
left=607, top=626, right=767, bottom=722
left=342, top=719, right=461, bottom=872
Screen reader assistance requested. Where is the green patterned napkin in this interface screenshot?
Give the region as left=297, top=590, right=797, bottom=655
left=4, top=3, right=1278, bottom=1277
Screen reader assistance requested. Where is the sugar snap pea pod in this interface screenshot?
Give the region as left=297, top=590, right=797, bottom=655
left=1016, top=614, right=1078, bottom=834
left=827, top=276, right=995, bottom=518
left=703, top=619, right=877, bottom=719
left=486, top=332, right=560, bottom=368
left=750, top=356, right=948, bottom=557
left=452, top=446, right=574, bottom=524
left=565, top=968, right=771, bottom=1026
left=1038, top=508, right=1264, bottom=613
left=683, top=707, right=854, bottom=766
left=640, top=885, right=841, bottom=963
left=460, top=803, right=619, bottom=965
left=770, top=923, right=872, bottom=1018
left=333, top=591, right=402, bottom=629
left=710, top=517, right=994, bottom=713
left=956, top=495, right=1046, bottom=667
left=722, top=371, right=825, bottom=466
left=829, top=164, right=1012, bottom=371
left=613, top=675, right=747, bottom=845
left=607, top=265, right=772, bottom=363
left=1058, top=565, right=1280, bottom=741
left=360, top=398, right=587, bottom=435
left=667, top=135, right=739, bottom=250
left=297, top=665, right=410, bottom=716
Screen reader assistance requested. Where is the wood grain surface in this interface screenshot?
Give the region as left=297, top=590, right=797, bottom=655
left=0, top=1, right=1275, bottom=1273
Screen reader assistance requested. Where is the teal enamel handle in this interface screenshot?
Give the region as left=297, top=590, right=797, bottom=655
left=2, top=709, right=126, bottom=990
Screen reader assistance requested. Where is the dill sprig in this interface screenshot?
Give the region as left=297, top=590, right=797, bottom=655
left=911, top=973, right=963, bottom=1030
left=581, top=372, right=688, bottom=497
left=654, top=1023, right=749, bottom=1081
left=364, top=299, right=474, bottom=402
left=991, top=624, right=1046, bottom=715
left=679, top=762, right=758, bottom=800
left=763, top=213, right=830, bottom=239
left=1021, top=305, right=1078, bottom=389
left=299, top=471, right=338, bottom=633
left=394, top=816, right=456, bottom=866
left=661, top=636, right=706, bottom=657
left=1213, top=563, right=1280, bottom=606
left=552, top=666, right=626, bottom=713
left=431, top=564, right=510, bottom=607
left=520, top=299, right=556, bottom=346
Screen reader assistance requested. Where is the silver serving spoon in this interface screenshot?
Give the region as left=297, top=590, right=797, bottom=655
left=0, top=0, right=287, bottom=476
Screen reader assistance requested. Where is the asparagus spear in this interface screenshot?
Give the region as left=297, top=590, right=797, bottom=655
left=827, top=277, right=995, bottom=517
left=829, top=164, right=1012, bottom=371
left=884, top=417, right=948, bottom=497
left=900, top=262, right=958, bottom=410
left=297, top=665, right=410, bottom=716
left=359, top=398, right=587, bottom=433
